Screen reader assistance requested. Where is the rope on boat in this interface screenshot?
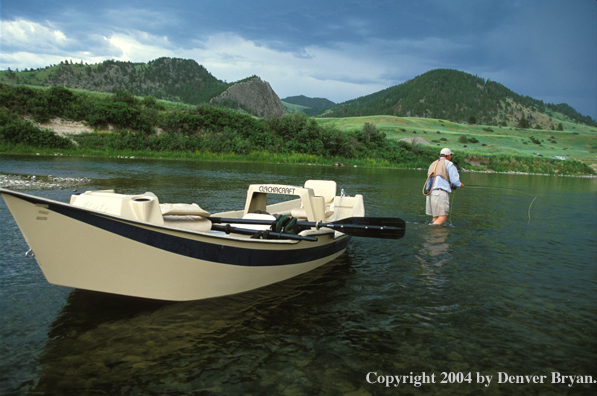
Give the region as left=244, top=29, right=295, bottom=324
left=333, top=189, right=347, bottom=222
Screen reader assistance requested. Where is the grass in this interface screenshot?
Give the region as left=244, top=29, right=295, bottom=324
left=315, top=115, right=597, bottom=168
left=281, top=101, right=310, bottom=114
left=0, top=144, right=400, bottom=168
left=4, top=142, right=591, bottom=176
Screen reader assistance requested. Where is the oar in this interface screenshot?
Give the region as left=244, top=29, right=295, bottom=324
left=208, top=216, right=406, bottom=240
left=211, top=224, right=318, bottom=242
left=328, top=217, right=406, bottom=239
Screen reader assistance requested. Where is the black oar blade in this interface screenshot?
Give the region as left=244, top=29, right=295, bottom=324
left=329, top=217, right=406, bottom=239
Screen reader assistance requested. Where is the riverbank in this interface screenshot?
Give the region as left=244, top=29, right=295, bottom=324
left=3, top=129, right=595, bottom=177
left=459, top=168, right=596, bottom=178
left=3, top=84, right=595, bottom=177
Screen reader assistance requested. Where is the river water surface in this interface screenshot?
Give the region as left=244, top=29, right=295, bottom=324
left=1, top=154, right=596, bottom=395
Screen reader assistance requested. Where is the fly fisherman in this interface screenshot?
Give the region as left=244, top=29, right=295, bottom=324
left=424, top=148, right=464, bottom=225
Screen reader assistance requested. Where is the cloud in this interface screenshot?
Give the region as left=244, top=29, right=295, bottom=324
left=1, top=19, right=72, bottom=52
left=1, top=0, right=595, bottom=118
left=105, top=32, right=175, bottom=61
left=0, top=19, right=112, bottom=69
left=179, top=33, right=391, bottom=100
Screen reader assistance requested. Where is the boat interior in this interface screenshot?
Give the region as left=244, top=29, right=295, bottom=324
left=69, top=180, right=365, bottom=237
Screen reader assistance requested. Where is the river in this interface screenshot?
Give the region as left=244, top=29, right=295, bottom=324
left=1, top=154, right=596, bottom=395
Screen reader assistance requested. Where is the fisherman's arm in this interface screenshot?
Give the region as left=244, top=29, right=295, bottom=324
left=448, top=163, right=464, bottom=188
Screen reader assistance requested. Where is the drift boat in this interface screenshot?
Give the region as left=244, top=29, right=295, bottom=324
left=0, top=180, right=405, bottom=301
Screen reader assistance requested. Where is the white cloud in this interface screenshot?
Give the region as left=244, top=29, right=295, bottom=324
left=0, top=19, right=104, bottom=69
left=179, top=33, right=393, bottom=101
left=105, top=32, right=175, bottom=62
left=1, top=19, right=71, bottom=50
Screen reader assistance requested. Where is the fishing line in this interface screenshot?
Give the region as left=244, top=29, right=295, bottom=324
left=448, top=189, right=456, bottom=227
left=465, top=184, right=537, bottom=197
left=455, top=185, right=538, bottom=224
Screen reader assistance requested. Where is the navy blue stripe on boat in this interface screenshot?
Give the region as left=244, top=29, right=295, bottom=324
left=9, top=192, right=349, bottom=267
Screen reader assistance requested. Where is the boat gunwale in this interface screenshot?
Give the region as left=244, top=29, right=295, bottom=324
left=0, top=188, right=346, bottom=247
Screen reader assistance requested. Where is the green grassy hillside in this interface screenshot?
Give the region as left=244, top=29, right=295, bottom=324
left=316, top=115, right=597, bottom=167
left=281, top=95, right=335, bottom=116
left=281, top=101, right=311, bottom=114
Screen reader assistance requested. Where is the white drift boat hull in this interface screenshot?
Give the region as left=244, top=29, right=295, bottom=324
left=1, top=181, right=362, bottom=301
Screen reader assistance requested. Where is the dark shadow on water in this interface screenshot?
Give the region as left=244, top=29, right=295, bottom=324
left=47, top=290, right=174, bottom=339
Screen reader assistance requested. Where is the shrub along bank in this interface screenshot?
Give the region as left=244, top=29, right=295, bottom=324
left=0, top=84, right=594, bottom=176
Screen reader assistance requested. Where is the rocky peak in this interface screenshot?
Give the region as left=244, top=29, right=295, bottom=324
left=210, top=77, right=286, bottom=119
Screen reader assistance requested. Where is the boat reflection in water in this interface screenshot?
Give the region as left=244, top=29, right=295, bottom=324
left=31, top=255, right=352, bottom=395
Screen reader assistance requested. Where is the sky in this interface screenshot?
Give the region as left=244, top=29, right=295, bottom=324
left=1, top=0, right=596, bottom=120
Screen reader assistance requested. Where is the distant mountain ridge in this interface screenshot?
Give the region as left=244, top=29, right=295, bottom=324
left=1, top=60, right=594, bottom=127
left=320, top=69, right=596, bottom=127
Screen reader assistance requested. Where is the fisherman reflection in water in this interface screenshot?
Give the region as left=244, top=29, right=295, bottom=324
left=416, top=226, right=451, bottom=267
left=424, top=148, right=464, bottom=225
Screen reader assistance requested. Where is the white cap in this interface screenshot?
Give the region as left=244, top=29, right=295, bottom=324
left=440, top=148, right=453, bottom=156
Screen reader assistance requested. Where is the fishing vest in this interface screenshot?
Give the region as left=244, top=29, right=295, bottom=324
left=428, top=158, right=451, bottom=184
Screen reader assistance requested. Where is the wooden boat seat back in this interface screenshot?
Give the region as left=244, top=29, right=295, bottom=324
left=70, top=190, right=164, bottom=224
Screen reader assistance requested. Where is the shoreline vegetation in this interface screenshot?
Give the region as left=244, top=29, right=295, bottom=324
left=1, top=84, right=595, bottom=178
left=3, top=148, right=595, bottom=181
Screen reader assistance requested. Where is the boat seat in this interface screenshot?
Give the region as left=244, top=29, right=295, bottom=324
left=290, top=180, right=336, bottom=219
left=160, top=203, right=210, bottom=217
left=331, top=195, right=365, bottom=219
left=305, top=180, right=336, bottom=204
left=163, top=215, right=212, bottom=233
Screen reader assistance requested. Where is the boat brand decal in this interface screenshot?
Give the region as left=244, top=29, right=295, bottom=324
left=257, top=185, right=296, bottom=195
left=37, top=207, right=49, bottom=220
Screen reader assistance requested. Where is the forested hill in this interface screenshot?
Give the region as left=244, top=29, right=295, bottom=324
left=319, top=69, right=597, bottom=128
left=281, top=95, right=335, bottom=115
left=0, top=57, right=231, bottom=105
left=0, top=57, right=291, bottom=118
left=3, top=62, right=594, bottom=127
